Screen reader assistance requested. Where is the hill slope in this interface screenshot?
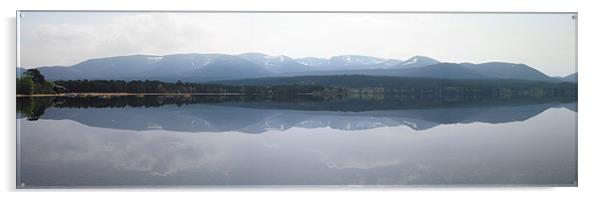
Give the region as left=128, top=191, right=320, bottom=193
left=27, top=53, right=561, bottom=83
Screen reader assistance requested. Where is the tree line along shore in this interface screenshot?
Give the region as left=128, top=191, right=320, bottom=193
left=16, top=69, right=332, bottom=97
left=17, top=69, right=577, bottom=100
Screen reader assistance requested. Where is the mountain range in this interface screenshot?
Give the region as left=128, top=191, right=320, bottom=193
left=19, top=53, right=577, bottom=83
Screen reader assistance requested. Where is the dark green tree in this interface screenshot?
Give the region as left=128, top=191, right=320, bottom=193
left=16, top=77, right=34, bottom=95
left=24, top=69, right=46, bottom=83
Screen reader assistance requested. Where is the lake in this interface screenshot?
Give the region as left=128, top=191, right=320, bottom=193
left=16, top=96, right=577, bottom=187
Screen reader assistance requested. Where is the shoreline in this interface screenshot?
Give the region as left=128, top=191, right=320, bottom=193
left=16, top=93, right=248, bottom=97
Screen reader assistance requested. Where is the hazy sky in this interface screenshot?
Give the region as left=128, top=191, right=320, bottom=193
left=18, top=12, right=576, bottom=76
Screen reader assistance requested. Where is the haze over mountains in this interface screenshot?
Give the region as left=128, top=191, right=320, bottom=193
left=20, top=53, right=577, bottom=83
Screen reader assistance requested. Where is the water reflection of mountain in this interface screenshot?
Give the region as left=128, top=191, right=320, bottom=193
left=17, top=96, right=577, bottom=133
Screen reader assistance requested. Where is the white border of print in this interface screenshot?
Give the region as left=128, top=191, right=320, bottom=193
left=1, top=0, right=601, bottom=200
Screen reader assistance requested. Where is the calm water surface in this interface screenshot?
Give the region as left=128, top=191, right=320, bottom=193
left=16, top=97, right=577, bottom=187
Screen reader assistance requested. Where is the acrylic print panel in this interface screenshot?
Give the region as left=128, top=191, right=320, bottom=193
left=16, top=11, right=577, bottom=188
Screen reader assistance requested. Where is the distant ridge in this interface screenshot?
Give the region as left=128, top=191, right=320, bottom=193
left=554, top=73, right=577, bottom=83
left=25, top=52, right=565, bottom=83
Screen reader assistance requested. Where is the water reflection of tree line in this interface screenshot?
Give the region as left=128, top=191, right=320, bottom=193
left=17, top=97, right=54, bottom=121
left=17, top=94, right=577, bottom=121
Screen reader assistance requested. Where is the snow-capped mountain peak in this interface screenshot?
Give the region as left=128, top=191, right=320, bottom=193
left=330, top=55, right=386, bottom=66
left=294, top=57, right=330, bottom=66
left=147, top=56, right=164, bottom=62
left=402, top=57, right=418, bottom=65
left=392, top=56, right=440, bottom=69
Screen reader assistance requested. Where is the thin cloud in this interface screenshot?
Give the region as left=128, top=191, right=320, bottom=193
left=18, top=12, right=576, bottom=76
